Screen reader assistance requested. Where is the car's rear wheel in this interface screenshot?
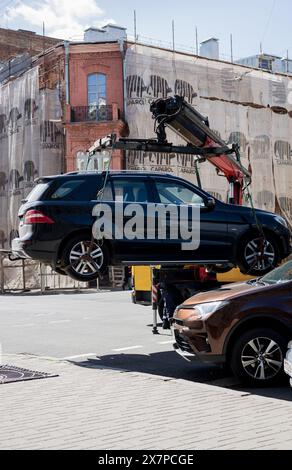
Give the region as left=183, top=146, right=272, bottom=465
left=238, top=233, right=279, bottom=276
left=230, top=328, right=286, bottom=386
left=61, top=235, right=108, bottom=282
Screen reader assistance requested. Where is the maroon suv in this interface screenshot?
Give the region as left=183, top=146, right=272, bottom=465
left=173, top=260, right=292, bottom=386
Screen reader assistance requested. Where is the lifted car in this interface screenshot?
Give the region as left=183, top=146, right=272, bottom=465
left=11, top=171, right=291, bottom=282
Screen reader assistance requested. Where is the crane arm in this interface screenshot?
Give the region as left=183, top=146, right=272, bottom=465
left=87, top=95, right=251, bottom=205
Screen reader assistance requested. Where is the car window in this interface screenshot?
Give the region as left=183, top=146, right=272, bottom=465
left=96, top=180, right=114, bottom=201
left=112, top=180, right=149, bottom=203
left=50, top=180, right=86, bottom=200
left=155, top=181, right=204, bottom=206
left=48, top=178, right=103, bottom=201
left=261, top=260, right=292, bottom=284
left=26, top=183, right=49, bottom=202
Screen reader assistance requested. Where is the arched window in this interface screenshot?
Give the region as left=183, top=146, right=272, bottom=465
left=88, top=73, right=107, bottom=107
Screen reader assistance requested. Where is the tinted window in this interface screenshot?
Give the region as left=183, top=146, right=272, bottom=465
left=96, top=181, right=114, bottom=201
left=113, top=180, right=149, bottom=203
left=48, top=178, right=102, bottom=201
left=26, top=183, right=49, bottom=202
left=155, top=181, right=204, bottom=206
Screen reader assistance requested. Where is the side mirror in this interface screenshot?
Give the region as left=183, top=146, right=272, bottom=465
left=205, top=197, right=216, bottom=209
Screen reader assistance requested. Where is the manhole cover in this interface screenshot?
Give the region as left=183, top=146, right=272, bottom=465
left=0, top=365, right=58, bottom=384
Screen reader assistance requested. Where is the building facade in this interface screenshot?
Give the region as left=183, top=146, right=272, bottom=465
left=64, top=41, right=127, bottom=171
left=1, top=26, right=292, bottom=232
left=32, top=31, right=128, bottom=172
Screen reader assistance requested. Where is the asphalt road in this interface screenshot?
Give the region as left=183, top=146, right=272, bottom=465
left=0, top=290, right=227, bottom=383
left=0, top=290, right=291, bottom=398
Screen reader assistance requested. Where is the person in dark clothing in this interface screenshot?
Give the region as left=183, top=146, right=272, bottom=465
left=159, top=282, right=184, bottom=330
left=123, top=266, right=132, bottom=291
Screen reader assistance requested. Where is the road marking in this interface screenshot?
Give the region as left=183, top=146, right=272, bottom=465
left=112, top=345, right=143, bottom=352
left=49, top=320, right=71, bottom=324
left=158, top=340, right=174, bottom=345
left=35, top=313, right=56, bottom=317
left=61, top=353, right=97, bottom=360
left=49, top=320, right=70, bottom=325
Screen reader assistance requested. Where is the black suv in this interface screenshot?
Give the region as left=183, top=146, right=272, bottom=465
left=12, top=171, right=291, bottom=282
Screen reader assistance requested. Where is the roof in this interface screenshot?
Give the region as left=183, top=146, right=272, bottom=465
left=84, top=24, right=127, bottom=33
left=63, top=170, right=178, bottom=178
left=103, top=24, right=127, bottom=30
left=200, top=37, right=219, bottom=44
left=84, top=27, right=105, bottom=33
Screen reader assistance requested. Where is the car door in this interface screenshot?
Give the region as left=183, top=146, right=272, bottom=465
left=151, top=177, right=231, bottom=263
left=108, top=176, right=157, bottom=263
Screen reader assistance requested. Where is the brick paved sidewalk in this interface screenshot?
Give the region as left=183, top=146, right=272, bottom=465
left=0, top=354, right=292, bottom=450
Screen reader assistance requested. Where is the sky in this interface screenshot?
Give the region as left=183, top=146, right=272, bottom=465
left=1, top=0, right=292, bottom=60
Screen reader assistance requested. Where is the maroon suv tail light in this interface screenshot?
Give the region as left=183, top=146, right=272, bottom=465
left=24, top=210, right=55, bottom=225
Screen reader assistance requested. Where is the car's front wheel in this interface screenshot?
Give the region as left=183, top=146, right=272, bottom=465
left=238, top=233, right=279, bottom=276
left=60, top=235, right=108, bottom=282
left=230, top=328, right=287, bottom=386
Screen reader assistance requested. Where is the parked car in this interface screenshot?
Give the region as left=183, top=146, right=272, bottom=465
left=173, top=260, right=292, bottom=386
left=12, top=171, right=291, bottom=282
left=284, top=340, right=292, bottom=388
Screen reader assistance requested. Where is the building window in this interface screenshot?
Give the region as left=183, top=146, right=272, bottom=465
left=259, top=57, right=272, bottom=71
left=88, top=73, right=107, bottom=107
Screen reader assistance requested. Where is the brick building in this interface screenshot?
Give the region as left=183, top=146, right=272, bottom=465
left=0, top=27, right=61, bottom=62
left=33, top=25, right=128, bottom=171
left=64, top=40, right=127, bottom=171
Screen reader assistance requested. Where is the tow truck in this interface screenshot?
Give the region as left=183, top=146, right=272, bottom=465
left=86, top=95, right=258, bottom=332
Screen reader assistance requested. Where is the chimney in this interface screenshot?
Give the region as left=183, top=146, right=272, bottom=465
left=200, top=38, right=219, bottom=60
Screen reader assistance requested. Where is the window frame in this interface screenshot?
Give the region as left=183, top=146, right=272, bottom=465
left=152, top=177, right=206, bottom=207
left=110, top=177, right=153, bottom=204
left=87, top=73, right=107, bottom=108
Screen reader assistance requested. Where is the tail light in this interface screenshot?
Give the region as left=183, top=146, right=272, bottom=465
left=24, top=210, right=55, bottom=225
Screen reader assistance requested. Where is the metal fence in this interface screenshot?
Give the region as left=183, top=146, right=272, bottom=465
left=71, top=105, right=113, bottom=123
left=0, top=250, right=92, bottom=294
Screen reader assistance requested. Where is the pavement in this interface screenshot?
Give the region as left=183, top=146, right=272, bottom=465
left=0, top=290, right=292, bottom=450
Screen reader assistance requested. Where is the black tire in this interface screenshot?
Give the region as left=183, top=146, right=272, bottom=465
left=238, top=232, right=280, bottom=276
left=230, top=327, right=287, bottom=386
left=60, top=235, right=108, bottom=283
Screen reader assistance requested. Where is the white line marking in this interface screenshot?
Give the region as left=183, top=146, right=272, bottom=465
left=112, top=345, right=143, bottom=352
left=61, top=353, right=97, bottom=360
left=35, top=313, right=55, bottom=317
left=158, top=340, right=174, bottom=345
left=49, top=320, right=71, bottom=324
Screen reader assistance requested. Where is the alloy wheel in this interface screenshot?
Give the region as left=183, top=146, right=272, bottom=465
left=241, top=336, right=283, bottom=381
left=244, top=238, right=275, bottom=272
left=69, top=241, right=103, bottom=277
